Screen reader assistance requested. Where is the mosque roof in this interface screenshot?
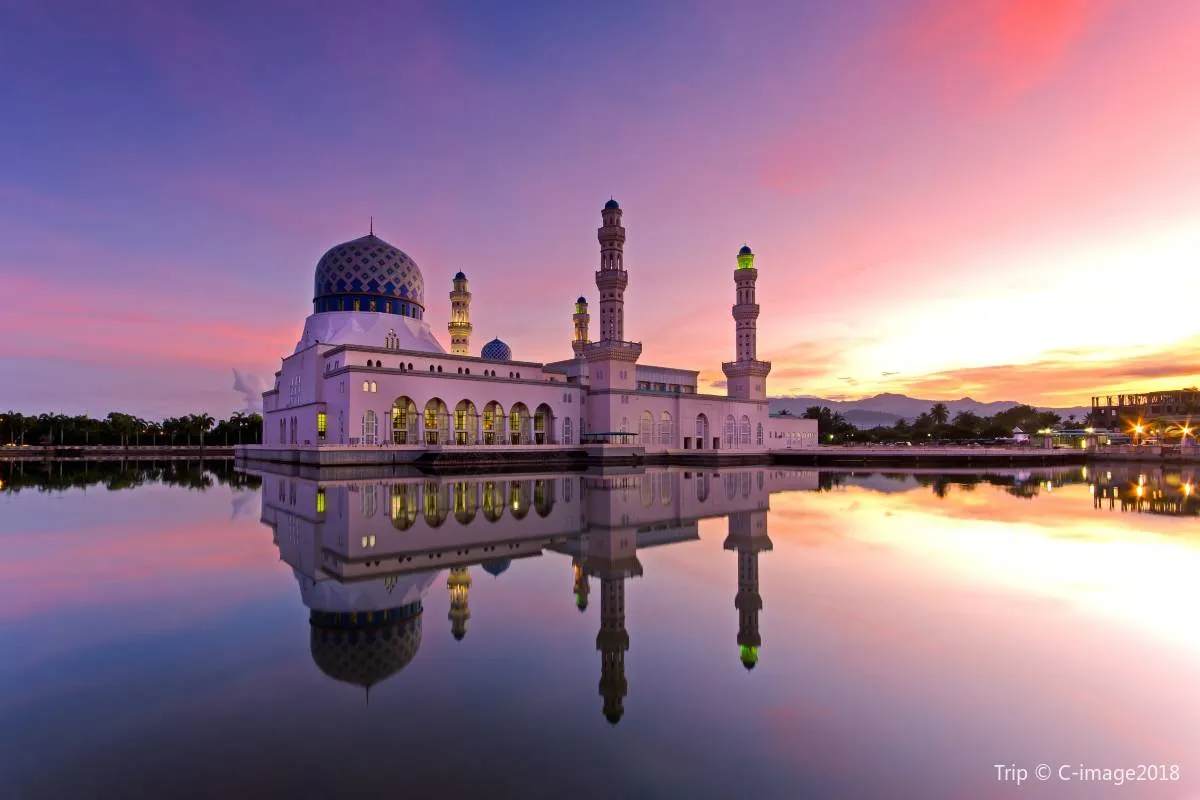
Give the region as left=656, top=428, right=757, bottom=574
left=481, top=559, right=511, bottom=577
left=313, top=233, right=424, bottom=308
left=604, top=199, right=620, bottom=210
left=309, top=608, right=423, bottom=690
left=738, top=245, right=753, bottom=256
left=480, top=338, right=513, bottom=361
left=454, top=271, right=466, bottom=281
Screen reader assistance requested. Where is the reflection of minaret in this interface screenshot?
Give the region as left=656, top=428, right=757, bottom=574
left=585, top=527, right=642, bottom=725
left=723, top=510, right=772, bottom=670
left=573, top=558, right=589, bottom=612
left=447, top=566, right=472, bottom=641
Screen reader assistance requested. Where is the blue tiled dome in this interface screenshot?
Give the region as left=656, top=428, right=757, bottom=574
left=576, top=296, right=587, bottom=304
left=481, top=338, right=512, bottom=361
left=454, top=271, right=466, bottom=281
left=604, top=199, right=619, bottom=210
left=312, top=233, right=425, bottom=318
left=482, top=559, right=511, bottom=577
left=738, top=245, right=753, bottom=256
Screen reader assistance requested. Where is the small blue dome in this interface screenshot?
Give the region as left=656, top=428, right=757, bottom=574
left=482, top=559, right=511, bottom=577
left=604, top=199, right=619, bottom=210
left=738, top=245, right=753, bottom=256
left=481, top=338, right=512, bottom=361
left=576, top=296, right=587, bottom=304
left=454, top=271, right=466, bottom=281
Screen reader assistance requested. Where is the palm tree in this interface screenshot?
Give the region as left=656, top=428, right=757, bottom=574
left=930, top=403, right=950, bottom=426
left=229, top=411, right=247, bottom=444
left=193, top=413, right=215, bottom=448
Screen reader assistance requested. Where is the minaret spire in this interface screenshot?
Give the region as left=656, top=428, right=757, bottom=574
left=369, top=216, right=374, bottom=236
left=721, top=244, right=771, bottom=402
left=448, top=272, right=473, bottom=356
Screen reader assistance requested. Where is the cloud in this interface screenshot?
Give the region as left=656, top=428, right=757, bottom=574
left=888, top=338, right=1200, bottom=403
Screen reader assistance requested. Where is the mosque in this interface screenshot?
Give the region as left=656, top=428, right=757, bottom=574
left=258, top=466, right=818, bottom=722
left=259, top=200, right=817, bottom=453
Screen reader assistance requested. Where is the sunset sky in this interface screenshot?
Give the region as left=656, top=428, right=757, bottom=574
left=3, top=0, right=1199, bottom=418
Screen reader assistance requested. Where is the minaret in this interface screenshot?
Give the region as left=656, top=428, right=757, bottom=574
left=573, top=558, right=590, bottom=611
left=723, top=509, right=772, bottom=670
left=583, top=200, right=641, bottom=395
left=597, top=200, right=626, bottom=341
left=447, top=566, right=472, bottom=640
left=572, top=297, right=590, bottom=357
left=721, top=245, right=772, bottom=401
left=581, top=518, right=642, bottom=725
left=448, top=272, right=472, bottom=356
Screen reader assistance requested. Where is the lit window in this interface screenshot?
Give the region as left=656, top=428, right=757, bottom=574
left=316, top=489, right=326, bottom=513
left=370, top=381, right=378, bottom=392
left=317, top=412, right=327, bottom=440
left=362, top=381, right=370, bottom=392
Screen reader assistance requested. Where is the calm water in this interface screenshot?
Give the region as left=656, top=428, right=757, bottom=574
left=1, top=461, right=1198, bottom=799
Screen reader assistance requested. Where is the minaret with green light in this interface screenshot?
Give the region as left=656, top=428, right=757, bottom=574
left=721, top=245, right=771, bottom=401
left=723, top=508, right=772, bottom=670
left=583, top=199, right=641, bottom=392
left=572, top=558, right=590, bottom=611
left=448, top=272, right=472, bottom=356
left=447, top=566, right=472, bottom=641
left=572, top=296, right=590, bottom=357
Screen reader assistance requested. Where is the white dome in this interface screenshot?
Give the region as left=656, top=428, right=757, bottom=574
left=293, top=310, right=445, bottom=354
left=297, top=568, right=439, bottom=613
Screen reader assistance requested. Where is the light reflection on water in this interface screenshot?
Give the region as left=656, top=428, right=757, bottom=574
left=0, top=461, right=1197, bottom=799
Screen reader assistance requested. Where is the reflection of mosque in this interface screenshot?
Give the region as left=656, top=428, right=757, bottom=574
left=1088, top=466, right=1200, bottom=516
left=258, top=466, right=817, bottom=721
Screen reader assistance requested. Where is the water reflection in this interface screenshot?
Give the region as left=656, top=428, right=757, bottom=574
left=255, top=467, right=816, bottom=722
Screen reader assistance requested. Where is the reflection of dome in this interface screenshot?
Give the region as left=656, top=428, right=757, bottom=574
left=604, top=199, right=620, bottom=210
left=740, top=644, right=759, bottom=670
left=482, top=559, right=511, bottom=577
left=312, top=233, right=425, bottom=317
left=605, top=711, right=623, bottom=725
left=309, top=603, right=423, bottom=690
left=575, top=591, right=588, bottom=612
left=481, top=338, right=512, bottom=361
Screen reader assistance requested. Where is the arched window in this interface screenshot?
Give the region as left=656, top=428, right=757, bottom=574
left=620, top=417, right=629, bottom=434
left=361, top=485, right=377, bottom=518
left=362, top=410, right=377, bottom=444
left=659, top=411, right=673, bottom=446
left=740, top=415, right=751, bottom=446
left=756, top=422, right=764, bottom=446
left=370, top=381, right=377, bottom=393
left=723, top=415, right=736, bottom=449
left=695, top=413, right=709, bottom=448
left=562, top=417, right=573, bottom=445
left=639, top=411, right=654, bottom=444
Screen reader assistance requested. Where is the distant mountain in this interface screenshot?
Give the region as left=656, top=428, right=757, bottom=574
left=768, top=393, right=1090, bottom=426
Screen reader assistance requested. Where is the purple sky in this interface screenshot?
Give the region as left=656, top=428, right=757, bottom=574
left=3, top=0, right=1199, bottom=419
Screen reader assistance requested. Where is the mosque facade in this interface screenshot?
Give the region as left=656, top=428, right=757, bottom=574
left=259, top=201, right=817, bottom=453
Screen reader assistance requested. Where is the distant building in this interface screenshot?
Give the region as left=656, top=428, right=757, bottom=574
left=1090, top=389, right=1200, bottom=427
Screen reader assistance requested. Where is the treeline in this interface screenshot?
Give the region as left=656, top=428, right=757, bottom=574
left=0, top=459, right=261, bottom=493
left=0, top=411, right=263, bottom=447
left=792, top=403, right=1070, bottom=444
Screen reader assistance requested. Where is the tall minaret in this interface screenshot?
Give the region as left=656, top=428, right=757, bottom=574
left=721, top=245, right=772, bottom=401
left=597, top=200, right=627, bottom=342
left=581, top=519, right=642, bottom=725
left=572, top=296, right=590, bottom=357
left=723, top=509, right=772, bottom=670
left=447, top=566, right=472, bottom=641
left=583, top=200, right=641, bottom=395
left=448, top=271, right=472, bottom=356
